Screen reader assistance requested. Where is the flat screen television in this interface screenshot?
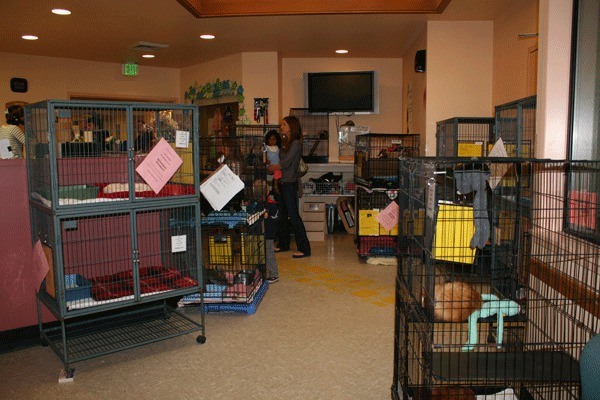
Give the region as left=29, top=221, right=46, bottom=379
left=305, top=71, right=379, bottom=114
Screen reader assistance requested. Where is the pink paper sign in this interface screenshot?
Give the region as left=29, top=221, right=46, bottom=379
left=135, top=138, right=183, bottom=194
left=31, top=239, right=49, bottom=292
left=376, top=201, right=399, bottom=232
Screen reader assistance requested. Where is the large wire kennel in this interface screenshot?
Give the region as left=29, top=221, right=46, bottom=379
left=354, top=133, right=420, bottom=188
left=392, top=157, right=599, bottom=400
left=436, top=117, right=495, bottom=157
left=197, top=128, right=268, bottom=307
left=494, top=96, right=536, bottom=158
left=25, top=100, right=205, bottom=373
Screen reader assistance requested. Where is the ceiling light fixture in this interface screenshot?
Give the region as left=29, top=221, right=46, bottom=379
left=142, top=54, right=155, bottom=58
left=22, top=35, right=39, bottom=40
left=200, top=34, right=215, bottom=40
left=52, top=8, right=71, bottom=15
left=335, top=49, right=348, bottom=54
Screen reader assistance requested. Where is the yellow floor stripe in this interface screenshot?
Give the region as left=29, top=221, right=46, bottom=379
left=280, top=261, right=394, bottom=307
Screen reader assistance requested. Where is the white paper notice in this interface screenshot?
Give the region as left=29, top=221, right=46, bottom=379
left=200, top=163, right=245, bottom=211
left=171, top=235, right=187, bottom=253
left=487, top=138, right=510, bottom=190
left=0, top=139, right=13, bottom=159
left=175, top=130, right=190, bottom=148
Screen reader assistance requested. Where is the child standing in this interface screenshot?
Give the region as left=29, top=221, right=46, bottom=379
left=264, top=130, right=282, bottom=193
left=264, top=195, right=280, bottom=283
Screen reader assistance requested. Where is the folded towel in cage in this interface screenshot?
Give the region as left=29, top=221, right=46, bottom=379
left=90, top=266, right=197, bottom=301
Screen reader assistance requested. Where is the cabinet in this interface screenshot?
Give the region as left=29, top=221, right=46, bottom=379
left=25, top=100, right=205, bottom=373
left=303, top=202, right=326, bottom=241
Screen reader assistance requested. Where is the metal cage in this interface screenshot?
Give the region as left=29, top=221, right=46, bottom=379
left=436, top=117, right=495, bottom=157
left=354, top=133, right=420, bottom=188
left=25, top=100, right=205, bottom=372
left=392, top=157, right=600, bottom=400
left=494, top=96, right=537, bottom=158
left=354, top=185, right=399, bottom=258
left=199, top=132, right=268, bottom=213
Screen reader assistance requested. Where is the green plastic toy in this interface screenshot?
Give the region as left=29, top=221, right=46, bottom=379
left=461, top=293, right=521, bottom=352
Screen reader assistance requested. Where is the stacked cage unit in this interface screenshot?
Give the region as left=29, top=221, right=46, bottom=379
left=354, top=133, right=420, bottom=188
left=193, top=125, right=269, bottom=313
left=392, top=157, right=600, bottom=399
left=353, top=133, right=419, bottom=259
left=494, top=96, right=536, bottom=158
left=436, top=117, right=495, bottom=157
left=289, top=108, right=329, bottom=163
left=25, top=100, right=205, bottom=373
left=355, top=186, right=400, bottom=258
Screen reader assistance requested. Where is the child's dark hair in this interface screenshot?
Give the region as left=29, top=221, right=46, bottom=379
left=6, top=104, right=24, bottom=125
left=265, top=129, right=282, bottom=148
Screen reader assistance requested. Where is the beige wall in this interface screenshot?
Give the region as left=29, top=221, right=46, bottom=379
left=425, top=21, right=494, bottom=156
left=241, top=52, right=280, bottom=125
left=1, top=52, right=180, bottom=105
left=493, top=0, right=539, bottom=106
left=0, top=1, right=573, bottom=163
left=536, top=0, right=572, bottom=160
left=180, top=52, right=280, bottom=127
left=281, top=57, right=403, bottom=162
left=179, top=53, right=243, bottom=103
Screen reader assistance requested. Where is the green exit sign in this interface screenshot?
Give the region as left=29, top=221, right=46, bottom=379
left=122, top=63, right=138, bottom=76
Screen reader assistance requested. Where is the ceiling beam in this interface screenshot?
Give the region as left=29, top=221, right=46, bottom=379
left=176, top=0, right=451, bottom=18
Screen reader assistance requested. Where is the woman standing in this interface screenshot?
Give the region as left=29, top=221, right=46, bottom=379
left=0, top=104, right=26, bottom=158
left=270, top=115, right=311, bottom=258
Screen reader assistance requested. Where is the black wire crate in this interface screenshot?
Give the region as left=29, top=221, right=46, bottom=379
left=199, top=134, right=268, bottom=213
left=354, top=133, right=419, bottom=188
left=436, top=117, right=495, bottom=157
left=355, top=185, right=400, bottom=257
left=494, top=96, right=536, bottom=158
left=200, top=222, right=265, bottom=304
left=392, top=157, right=600, bottom=400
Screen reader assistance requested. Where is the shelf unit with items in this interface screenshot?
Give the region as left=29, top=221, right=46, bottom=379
left=392, top=157, right=599, bottom=400
left=354, top=133, right=419, bottom=188
left=436, top=117, right=495, bottom=157
left=494, top=96, right=536, bottom=158
left=24, top=100, right=205, bottom=374
left=300, top=163, right=355, bottom=239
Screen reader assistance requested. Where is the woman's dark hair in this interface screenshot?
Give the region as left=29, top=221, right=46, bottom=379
left=283, top=115, right=303, bottom=142
left=265, top=129, right=282, bottom=148
left=6, top=105, right=24, bottom=125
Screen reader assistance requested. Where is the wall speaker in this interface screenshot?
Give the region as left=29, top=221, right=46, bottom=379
left=415, top=50, right=426, bottom=73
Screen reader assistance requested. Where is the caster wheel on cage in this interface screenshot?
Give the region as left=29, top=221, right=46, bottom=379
left=41, top=338, right=49, bottom=347
left=196, top=335, right=206, bottom=344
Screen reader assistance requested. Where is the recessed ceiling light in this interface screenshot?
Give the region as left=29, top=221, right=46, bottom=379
left=200, top=34, right=215, bottom=40
left=52, top=8, right=71, bottom=15
left=142, top=54, right=155, bottom=58
left=336, top=49, right=349, bottom=54
left=22, top=35, right=38, bottom=40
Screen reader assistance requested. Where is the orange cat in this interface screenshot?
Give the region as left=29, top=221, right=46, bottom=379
left=433, top=281, right=482, bottom=322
